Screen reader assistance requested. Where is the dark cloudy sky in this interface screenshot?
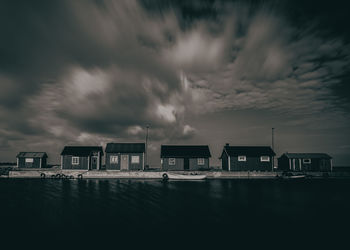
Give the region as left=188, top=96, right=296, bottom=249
left=1, top=0, right=350, bottom=166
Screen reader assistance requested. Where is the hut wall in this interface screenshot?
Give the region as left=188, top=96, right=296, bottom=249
left=162, top=158, right=184, bottom=171
left=106, top=153, right=143, bottom=170
left=106, top=153, right=120, bottom=170
left=221, top=155, right=228, bottom=171
left=307, top=158, right=331, bottom=172
left=41, top=157, right=47, bottom=168
left=128, top=153, right=144, bottom=171
left=230, top=156, right=272, bottom=171
left=277, top=156, right=290, bottom=171
left=278, top=156, right=332, bottom=172
left=18, top=157, right=41, bottom=168
left=189, top=158, right=209, bottom=170
left=62, top=155, right=89, bottom=170
left=320, top=159, right=331, bottom=172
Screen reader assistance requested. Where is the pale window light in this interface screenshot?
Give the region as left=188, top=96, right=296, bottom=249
left=72, top=157, right=79, bottom=165
left=169, top=158, right=176, bottom=165
left=131, top=156, right=140, bottom=164
left=197, top=158, right=205, bottom=165
left=303, top=159, right=311, bottom=164
left=238, top=156, right=246, bottom=162
left=161, top=159, right=163, bottom=164
left=25, top=158, right=34, bottom=163
left=260, top=156, right=270, bottom=162
left=110, top=155, right=118, bottom=164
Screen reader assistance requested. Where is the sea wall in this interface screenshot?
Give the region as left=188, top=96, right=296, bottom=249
left=4, top=169, right=350, bottom=179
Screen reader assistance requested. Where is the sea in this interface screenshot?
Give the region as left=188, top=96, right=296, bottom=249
left=0, top=178, right=349, bottom=249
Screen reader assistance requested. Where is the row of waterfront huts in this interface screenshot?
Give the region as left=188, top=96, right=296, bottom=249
left=15, top=143, right=333, bottom=172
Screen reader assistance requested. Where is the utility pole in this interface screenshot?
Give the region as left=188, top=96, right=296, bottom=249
left=272, top=127, right=275, bottom=171
left=272, top=128, right=274, bottom=151
left=145, top=125, right=149, bottom=169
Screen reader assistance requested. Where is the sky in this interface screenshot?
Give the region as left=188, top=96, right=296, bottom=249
left=0, top=0, right=350, bottom=166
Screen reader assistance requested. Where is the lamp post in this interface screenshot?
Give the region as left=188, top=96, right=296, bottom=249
left=272, top=127, right=275, bottom=171
left=145, top=125, right=149, bottom=169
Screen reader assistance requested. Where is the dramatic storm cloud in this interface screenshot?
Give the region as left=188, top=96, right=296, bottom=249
left=1, top=0, right=350, bottom=165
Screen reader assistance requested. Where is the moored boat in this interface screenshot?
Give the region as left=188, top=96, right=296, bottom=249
left=162, top=172, right=207, bottom=180
left=278, top=172, right=306, bottom=179
left=283, top=174, right=306, bottom=179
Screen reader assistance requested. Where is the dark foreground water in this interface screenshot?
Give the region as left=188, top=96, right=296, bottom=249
left=1, top=179, right=350, bottom=249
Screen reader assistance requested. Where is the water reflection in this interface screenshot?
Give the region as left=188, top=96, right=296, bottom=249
left=1, top=179, right=350, bottom=248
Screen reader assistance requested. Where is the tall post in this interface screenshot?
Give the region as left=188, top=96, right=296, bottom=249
left=228, top=156, right=231, bottom=171
left=272, top=127, right=275, bottom=171
left=145, top=125, right=149, bottom=169
left=97, top=151, right=100, bottom=170
left=330, top=159, right=333, bottom=173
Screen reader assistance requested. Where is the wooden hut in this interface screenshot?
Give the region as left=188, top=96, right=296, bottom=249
left=60, top=146, right=103, bottom=170
left=160, top=145, right=211, bottom=171
left=16, top=152, right=48, bottom=168
left=220, top=144, right=275, bottom=171
left=278, top=153, right=332, bottom=172
left=105, top=143, right=145, bottom=171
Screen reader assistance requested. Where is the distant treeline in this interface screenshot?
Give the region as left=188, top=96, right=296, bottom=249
left=0, top=162, right=16, bottom=166
left=333, top=166, right=350, bottom=172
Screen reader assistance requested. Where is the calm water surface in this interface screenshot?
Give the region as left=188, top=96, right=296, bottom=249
left=1, top=179, right=349, bottom=249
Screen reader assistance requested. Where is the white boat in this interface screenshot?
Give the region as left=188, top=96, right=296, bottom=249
left=162, top=172, right=207, bottom=180
left=279, top=172, right=306, bottom=179
left=284, top=175, right=306, bottom=179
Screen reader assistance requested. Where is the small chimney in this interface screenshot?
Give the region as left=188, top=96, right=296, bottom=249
left=225, top=143, right=229, bottom=147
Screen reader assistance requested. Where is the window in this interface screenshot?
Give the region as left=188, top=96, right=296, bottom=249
left=25, top=158, right=34, bottom=163
left=72, top=157, right=79, bottom=165
left=110, top=155, right=118, bottom=164
left=131, top=156, right=140, bottom=164
left=260, top=156, right=270, bottom=162
left=303, top=159, right=311, bottom=164
left=197, top=158, right=205, bottom=165
left=238, top=156, right=246, bottom=162
left=161, top=159, right=163, bottom=164
left=169, top=158, right=176, bottom=165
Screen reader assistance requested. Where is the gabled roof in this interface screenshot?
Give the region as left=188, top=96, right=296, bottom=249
left=61, top=146, right=104, bottom=156
left=16, top=152, right=47, bottom=158
left=161, top=145, right=211, bottom=158
left=280, top=153, right=332, bottom=159
left=222, top=146, right=276, bottom=157
left=105, top=143, right=145, bottom=153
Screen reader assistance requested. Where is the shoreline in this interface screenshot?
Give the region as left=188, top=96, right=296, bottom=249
left=2, top=169, right=350, bottom=179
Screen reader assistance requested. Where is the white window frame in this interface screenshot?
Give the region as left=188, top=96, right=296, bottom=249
left=110, top=155, right=118, bottom=164
left=72, top=157, right=79, bottom=165
left=169, top=158, right=176, bottom=165
left=25, top=158, right=34, bottom=163
left=197, top=158, right=205, bottom=165
left=303, top=158, right=311, bottom=164
left=260, top=156, right=270, bottom=162
left=131, top=155, right=140, bottom=164
left=238, top=156, right=246, bottom=162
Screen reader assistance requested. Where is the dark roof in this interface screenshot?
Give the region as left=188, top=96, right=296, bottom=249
left=61, top=146, right=104, bottom=156
left=161, top=145, right=211, bottom=158
left=281, top=153, right=332, bottom=159
left=16, top=152, right=47, bottom=158
left=223, top=146, right=276, bottom=157
left=105, top=143, right=145, bottom=153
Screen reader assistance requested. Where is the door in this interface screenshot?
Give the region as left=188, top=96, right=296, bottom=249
left=184, top=158, right=189, bottom=170
left=91, top=156, right=98, bottom=170
left=121, top=155, right=129, bottom=171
